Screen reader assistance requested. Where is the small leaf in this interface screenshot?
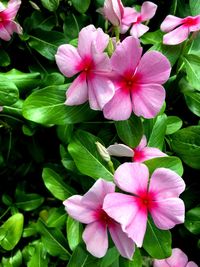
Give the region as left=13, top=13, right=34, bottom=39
left=67, top=216, right=83, bottom=251
left=0, top=213, right=24, bottom=250
left=166, top=116, right=183, bottom=135
left=42, top=168, right=75, bottom=200
left=115, top=114, right=143, bottom=148
left=143, top=219, right=172, bottom=259
left=72, top=0, right=91, bottom=13
left=185, top=207, right=200, bottom=235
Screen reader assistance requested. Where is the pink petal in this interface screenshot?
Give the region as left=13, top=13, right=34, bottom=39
left=141, top=147, right=167, bottom=161
left=111, top=36, right=142, bottom=75
left=150, top=198, right=185, bottom=229
left=130, top=23, right=149, bottom=38
left=163, top=25, right=189, bottom=45
left=5, top=21, right=22, bottom=35
left=103, top=88, right=132, bottom=120
left=83, top=221, right=108, bottom=258
left=153, top=259, right=171, bottom=267
left=65, top=73, right=88, bottom=106
left=136, top=51, right=171, bottom=84
left=103, top=193, right=148, bottom=247
left=160, top=15, right=183, bottom=32
left=149, top=168, right=186, bottom=199
left=107, top=144, right=134, bottom=157
left=93, top=52, right=112, bottom=73
left=0, top=24, right=11, bottom=41
left=103, top=0, right=123, bottom=26
left=93, top=27, right=109, bottom=53
left=187, top=262, right=199, bottom=267
left=55, top=44, right=82, bottom=77
left=136, top=135, right=147, bottom=150
left=109, top=222, right=135, bottom=259
left=82, top=178, right=115, bottom=210
left=63, top=195, right=96, bottom=224
left=165, top=248, right=188, bottom=266
left=88, top=75, right=114, bottom=110
left=131, top=84, right=166, bottom=119
left=4, top=0, right=21, bottom=19
left=141, top=1, right=157, bottom=21
left=189, top=15, right=200, bottom=31
left=122, top=7, right=138, bottom=25
left=114, top=162, right=149, bottom=195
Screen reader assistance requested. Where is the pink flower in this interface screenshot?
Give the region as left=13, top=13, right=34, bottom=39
left=55, top=25, right=114, bottom=110
left=0, top=0, right=22, bottom=41
left=107, top=135, right=167, bottom=162
left=161, top=15, right=200, bottom=45
left=122, top=1, right=157, bottom=37
left=63, top=178, right=135, bottom=259
left=153, top=248, right=198, bottom=267
left=103, top=163, right=185, bottom=247
left=103, top=36, right=171, bottom=120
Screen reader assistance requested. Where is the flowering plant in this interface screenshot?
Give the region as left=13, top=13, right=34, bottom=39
left=0, top=0, right=200, bottom=266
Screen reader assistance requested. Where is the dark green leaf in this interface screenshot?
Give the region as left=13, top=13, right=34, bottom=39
left=67, top=216, right=83, bottom=251
left=0, top=77, right=19, bottom=106
left=57, top=124, right=74, bottom=144
left=184, top=91, right=200, bottom=117
left=185, top=207, right=200, bottom=235
left=183, top=54, right=200, bottom=90
left=72, top=0, right=91, bottom=13
left=68, top=130, right=113, bottom=181
left=0, top=49, right=10, bottom=67
left=15, top=193, right=44, bottom=211
left=143, top=219, right=172, bottom=259
left=42, top=168, right=75, bottom=200
left=67, top=245, right=89, bottom=267
left=166, top=116, right=183, bottom=135
left=40, top=0, right=60, bottom=11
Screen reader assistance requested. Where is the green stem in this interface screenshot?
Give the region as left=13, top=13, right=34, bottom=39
left=108, top=160, right=115, bottom=174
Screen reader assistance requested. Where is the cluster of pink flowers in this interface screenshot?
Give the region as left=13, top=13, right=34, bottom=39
left=0, top=0, right=22, bottom=41
left=64, top=163, right=185, bottom=259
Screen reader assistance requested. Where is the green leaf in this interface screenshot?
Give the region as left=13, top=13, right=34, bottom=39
left=72, top=0, right=91, bottom=13
left=46, top=207, right=67, bottom=228
left=24, top=11, right=56, bottom=31
left=140, top=30, right=163, bottom=45
left=166, top=116, right=183, bottom=135
left=40, top=0, right=60, bottom=11
left=99, top=247, right=119, bottom=267
left=115, top=115, right=143, bottom=148
left=119, top=248, right=142, bottom=267
left=67, top=245, right=89, bottom=267
left=184, top=91, right=200, bottom=117
left=183, top=54, right=200, bottom=90
left=170, top=126, right=200, bottom=169
left=68, top=130, right=113, bottom=181
left=37, top=219, right=71, bottom=260
left=189, top=0, right=200, bottom=16
left=0, top=213, right=24, bottom=250
left=148, top=114, right=167, bottom=149
left=185, top=207, right=200, bottom=235
left=28, top=29, right=67, bottom=60
left=28, top=242, right=49, bottom=267
left=0, top=77, right=19, bottom=106
left=144, top=156, right=183, bottom=176
left=57, top=124, right=74, bottom=144
left=42, top=168, right=75, bottom=201
left=67, top=216, right=83, bottom=251
left=1, top=250, right=22, bottom=267
left=143, top=219, right=172, bottom=259
left=0, top=49, right=10, bottom=67
left=22, top=85, right=95, bottom=125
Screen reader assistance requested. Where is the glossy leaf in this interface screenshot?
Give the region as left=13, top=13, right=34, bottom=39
left=67, top=245, right=89, bottom=267
left=27, top=242, right=49, bottom=267
left=0, top=77, right=19, bottom=106
left=166, top=116, right=183, bottom=135
left=67, top=216, right=83, bottom=251
left=41, top=0, right=60, bottom=11
left=1, top=250, right=22, bottom=267
left=119, top=248, right=142, bottom=267
left=183, top=54, right=200, bottom=90
left=184, top=91, right=200, bottom=117
left=185, top=207, right=200, bottom=235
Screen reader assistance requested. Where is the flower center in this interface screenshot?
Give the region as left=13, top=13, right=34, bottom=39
left=97, top=208, right=114, bottom=226
left=137, top=191, right=156, bottom=211
left=183, top=16, right=199, bottom=27
left=120, top=72, right=141, bottom=93
left=136, top=15, right=142, bottom=24
left=76, top=55, right=94, bottom=74
left=132, top=149, right=145, bottom=162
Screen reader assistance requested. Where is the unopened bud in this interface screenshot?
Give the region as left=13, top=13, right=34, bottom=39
left=95, top=141, right=111, bottom=162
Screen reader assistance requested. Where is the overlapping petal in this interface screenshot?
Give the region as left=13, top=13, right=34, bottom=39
left=130, top=23, right=149, bottom=38
left=141, top=1, right=157, bottom=21
left=107, top=144, right=134, bottom=157
left=187, top=262, right=199, bottom=267
left=154, top=248, right=188, bottom=267
left=160, top=15, right=183, bottom=32
left=163, top=25, right=189, bottom=45
left=4, top=0, right=21, bottom=19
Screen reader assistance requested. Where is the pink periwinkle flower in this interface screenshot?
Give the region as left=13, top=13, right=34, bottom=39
left=0, top=0, right=22, bottom=41
left=103, top=163, right=185, bottom=247
left=63, top=178, right=135, bottom=259
left=103, top=36, right=171, bottom=121
left=154, top=248, right=198, bottom=267
left=55, top=25, right=115, bottom=110
left=161, top=15, right=200, bottom=45
left=120, top=1, right=157, bottom=37
left=107, top=135, right=167, bottom=162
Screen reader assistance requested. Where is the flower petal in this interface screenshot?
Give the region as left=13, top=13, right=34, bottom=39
left=122, top=7, right=138, bottom=25
left=141, top=147, right=167, bottom=161
left=103, top=88, right=132, bottom=120
left=93, top=27, right=109, bottom=53
left=83, top=221, right=108, bottom=258
left=109, top=222, right=135, bottom=259
left=136, top=135, right=147, bottom=150
left=107, top=144, right=134, bottom=157
left=4, top=0, right=21, bottom=19
left=153, top=259, right=171, bottom=267
left=189, top=15, right=200, bottom=31
left=111, top=36, right=142, bottom=75
left=160, top=15, right=183, bottom=32
left=187, top=262, right=199, bottom=267
left=163, top=25, right=189, bottom=45
left=136, top=51, right=171, bottom=84
left=130, top=23, right=149, bottom=38
left=82, top=178, right=115, bottom=210
left=0, top=24, right=11, bottom=41
left=114, top=162, right=149, bottom=195
left=88, top=75, right=114, bottom=110
left=131, top=84, right=165, bottom=119
left=63, top=195, right=96, bottom=224
left=103, top=0, right=123, bottom=26
left=141, top=1, right=157, bottom=21
left=150, top=198, right=185, bottom=229
left=165, top=248, right=188, bottom=266
left=65, top=73, right=88, bottom=106
left=55, top=44, right=82, bottom=77
left=149, top=168, right=186, bottom=198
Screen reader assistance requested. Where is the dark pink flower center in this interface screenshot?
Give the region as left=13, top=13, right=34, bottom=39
left=119, top=71, right=141, bottom=93
left=95, top=208, right=114, bottom=226
left=0, top=11, right=9, bottom=22
left=183, top=16, right=199, bottom=27
left=76, top=56, right=94, bottom=74
left=135, top=15, right=142, bottom=24
left=136, top=191, right=156, bottom=211
left=132, top=149, right=145, bottom=162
